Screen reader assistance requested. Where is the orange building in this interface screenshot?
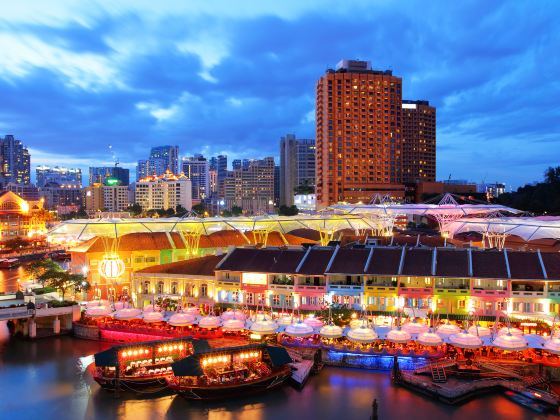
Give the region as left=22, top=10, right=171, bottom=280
left=0, top=191, right=47, bottom=242
left=316, top=59, right=403, bottom=207
left=402, top=100, right=436, bottom=183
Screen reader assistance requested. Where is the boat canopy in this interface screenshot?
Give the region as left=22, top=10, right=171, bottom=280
left=171, top=344, right=292, bottom=377
left=94, top=337, right=196, bottom=367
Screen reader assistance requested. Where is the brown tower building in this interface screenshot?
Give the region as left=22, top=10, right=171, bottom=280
left=316, top=60, right=403, bottom=208
left=402, top=100, right=436, bottom=183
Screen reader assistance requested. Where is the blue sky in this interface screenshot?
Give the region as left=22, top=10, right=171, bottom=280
left=0, top=0, right=558, bottom=188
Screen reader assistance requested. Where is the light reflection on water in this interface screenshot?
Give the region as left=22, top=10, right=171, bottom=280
left=0, top=336, right=557, bottom=420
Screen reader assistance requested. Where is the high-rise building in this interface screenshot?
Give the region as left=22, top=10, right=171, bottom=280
left=232, top=159, right=250, bottom=170
left=279, top=134, right=315, bottom=206
left=89, top=166, right=130, bottom=186
left=274, top=165, right=280, bottom=206
left=36, top=166, right=82, bottom=188
left=315, top=60, right=404, bottom=207
left=102, top=185, right=130, bottom=212
left=136, top=145, right=180, bottom=180
left=4, top=183, right=39, bottom=201
left=0, top=135, right=30, bottom=186
left=182, top=155, right=210, bottom=201
left=401, top=100, right=436, bottom=183
left=209, top=155, right=227, bottom=198
left=134, top=170, right=192, bottom=212
left=40, top=184, right=83, bottom=210
left=223, top=157, right=274, bottom=214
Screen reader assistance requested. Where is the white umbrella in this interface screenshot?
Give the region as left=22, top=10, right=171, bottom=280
left=304, top=316, right=324, bottom=328
left=198, top=315, right=221, bottom=329
left=220, top=309, right=246, bottom=321
left=498, top=327, right=523, bottom=336
left=347, top=326, right=378, bottom=343
left=168, top=313, right=196, bottom=327
left=143, top=311, right=164, bottom=323
left=114, top=308, right=141, bottom=320
left=250, top=320, right=278, bottom=335
left=320, top=324, right=344, bottom=339
left=285, top=322, right=315, bottom=338
left=436, top=323, right=461, bottom=337
left=524, top=334, right=546, bottom=349
left=86, top=300, right=110, bottom=308
left=449, top=332, right=483, bottom=349
left=402, top=321, right=429, bottom=335
left=386, top=328, right=412, bottom=344
left=492, top=333, right=528, bottom=351
left=373, top=325, right=392, bottom=340
left=252, top=312, right=272, bottom=322
left=185, top=306, right=200, bottom=316
left=467, top=324, right=492, bottom=337
left=222, top=318, right=246, bottom=332
left=349, top=319, right=366, bottom=329
left=277, top=315, right=295, bottom=326
left=142, top=304, right=160, bottom=313
left=113, top=301, right=129, bottom=310
left=85, top=306, right=112, bottom=317
left=416, top=330, right=443, bottom=347
left=544, top=337, right=560, bottom=355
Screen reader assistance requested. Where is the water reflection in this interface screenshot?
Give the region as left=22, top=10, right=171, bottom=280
left=0, top=336, right=557, bottom=420
left=0, top=266, right=30, bottom=293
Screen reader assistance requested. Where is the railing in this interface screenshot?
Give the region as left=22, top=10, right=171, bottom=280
left=434, top=288, right=469, bottom=294
left=0, top=307, right=30, bottom=319
left=328, top=284, right=363, bottom=290
left=511, top=290, right=546, bottom=297
left=399, top=287, right=433, bottom=294
left=471, top=289, right=508, bottom=297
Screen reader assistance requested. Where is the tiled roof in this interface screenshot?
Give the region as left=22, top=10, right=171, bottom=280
left=541, top=252, right=560, bottom=280
left=297, top=248, right=334, bottom=275
left=436, top=249, right=469, bottom=277
left=135, top=254, right=224, bottom=276
left=326, top=248, right=370, bottom=274
left=401, top=248, right=433, bottom=276
left=71, top=232, right=179, bottom=253
left=365, top=248, right=402, bottom=275
left=506, top=251, right=545, bottom=279
left=471, top=250, right=508, bottom=279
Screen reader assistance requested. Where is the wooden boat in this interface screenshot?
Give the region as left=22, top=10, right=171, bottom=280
left=0, top=258, right=20, bottom=269
left=167, top=343, right=293, bottom=400
left=92, top=337, right=202, bottom=392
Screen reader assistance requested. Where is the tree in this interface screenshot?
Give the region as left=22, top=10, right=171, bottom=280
left=278, top=205, right=299, bottom=216
left=192, top=203, right=206, bottom=215
left=25, top=258, right=61, bottom=281
left=39, top=269, right=89, bottom=299
left=544, top=166, right=560, bottom=184
left=127, top=203, right=143, bottom=216
left=175, top=205, right=188, bottom=217
left=3, top=237, right=30, bottom=252
left=231, top=206, right=243, bottom=216
left=164, top=207, right=176, bottom=217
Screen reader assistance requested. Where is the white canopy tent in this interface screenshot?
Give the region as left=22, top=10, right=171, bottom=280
left=447, top=217, right=560, bottom=242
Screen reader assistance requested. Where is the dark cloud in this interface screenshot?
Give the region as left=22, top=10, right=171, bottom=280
left=0, top=1, right=558, bottom=187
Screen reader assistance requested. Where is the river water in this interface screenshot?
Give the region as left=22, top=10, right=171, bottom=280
left=0, top=326, right=556, bottom=420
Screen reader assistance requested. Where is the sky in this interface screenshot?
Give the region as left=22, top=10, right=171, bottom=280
left=0, top=0, right=559, bottom=188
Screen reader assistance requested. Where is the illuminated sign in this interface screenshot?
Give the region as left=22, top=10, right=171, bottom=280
left=241, top=272, right=267, bottom=286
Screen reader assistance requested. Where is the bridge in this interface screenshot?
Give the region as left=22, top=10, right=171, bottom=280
left=0, top=304, right=80, bottom=338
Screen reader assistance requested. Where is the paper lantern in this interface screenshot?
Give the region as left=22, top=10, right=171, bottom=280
left=98, top=254, right=125, bottom=280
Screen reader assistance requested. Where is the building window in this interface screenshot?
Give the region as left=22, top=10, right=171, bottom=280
left=143, top=281, right=150, bottom=294
left=157, top=281, right=164, bottom=294
left=534, top=303, right=543, bottom=312
left=458, top=300, right=466, bottom=309
left=245, top=293, right=254, bottom=305
left=171, top=282, right=178, bottom=295
left=272, top=295, right=280, bottom=306
left=513, top=302, right=521, bottom=312
left=496, top=301, right=506, bottom=311
left=200, top=283, right=208, bottom=298
left=232, top=291, right=239, bottom=303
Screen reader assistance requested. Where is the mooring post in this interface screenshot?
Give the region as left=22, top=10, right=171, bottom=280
left=370, top=398, right=379, bottom=420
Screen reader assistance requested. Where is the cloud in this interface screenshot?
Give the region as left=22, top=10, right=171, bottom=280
left=0, top=1, right=557, bottom=188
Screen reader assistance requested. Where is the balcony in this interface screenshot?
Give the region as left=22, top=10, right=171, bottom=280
left=399, top=287, right=433, bottom=296
left=269, top=283, right=294, bottom=292
left=294, top=284, right=326, bottom=293
left=471, top=288, right=508, bottom=298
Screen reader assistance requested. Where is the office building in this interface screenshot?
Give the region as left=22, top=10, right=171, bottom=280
left=0, top=135, right=30, bottom=186
left=136, top=146, right=180, bottom=181
left=401, top=100, right=436, bottom=183
left=182, top=155, right=210, bottom=201
left=102, top=185, right=130, bottom=212
left=209, top=155, right=227, bottom=198
left=223, top=157, right=274, bottom=214
left=40, top=184, right=83, bottom=210
left=4, top=183, right=40, bottom=201
left=89, top=166, right=130, bottom=186
left=279, top=134, right=315, bottom=206
left=135, top=170, right=192, bottom=212
left=315, top=60, right=404, bottom=207
left=36, top=166, right=82, bottom=188
left=274, top=165, right=280, bottom=206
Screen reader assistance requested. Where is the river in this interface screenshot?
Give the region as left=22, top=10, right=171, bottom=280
left=0, top=326, right=556, bottom=420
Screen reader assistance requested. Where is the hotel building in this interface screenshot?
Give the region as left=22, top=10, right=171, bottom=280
left=315, top=60, right=404, bottom=207
left=134, top=170, right=192, bottom=212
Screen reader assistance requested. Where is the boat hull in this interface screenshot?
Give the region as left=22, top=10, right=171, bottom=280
left=94, top=375, right=170, bottom=393
left=169, top=367, right=291, bottom=400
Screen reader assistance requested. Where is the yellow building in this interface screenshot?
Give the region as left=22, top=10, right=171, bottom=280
left=0, top=191, right=47, bottom=241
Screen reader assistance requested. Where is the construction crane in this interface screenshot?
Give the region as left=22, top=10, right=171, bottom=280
left=108, top=144, right=119, bottom=167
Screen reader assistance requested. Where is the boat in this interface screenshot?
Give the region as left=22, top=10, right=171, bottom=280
left=92, top=337, right=199, bottom=392
left=0, top=258, right=20, bottom=269
left=167, top=343, right=293, bottom=400
left=503, top=390, right=552, bottom=414
left=49, top=251, right=71, bottom=261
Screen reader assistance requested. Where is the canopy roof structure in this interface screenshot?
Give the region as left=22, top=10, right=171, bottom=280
left=447, top=217, right=560, bottom=242
left=47, top=214, right=381, bottom=246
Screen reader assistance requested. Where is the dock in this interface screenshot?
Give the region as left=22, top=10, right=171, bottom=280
left=286, top=348, right=321, bottom=388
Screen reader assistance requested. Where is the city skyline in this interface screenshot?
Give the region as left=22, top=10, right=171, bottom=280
left=1, top=1, right=559, bottom=188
